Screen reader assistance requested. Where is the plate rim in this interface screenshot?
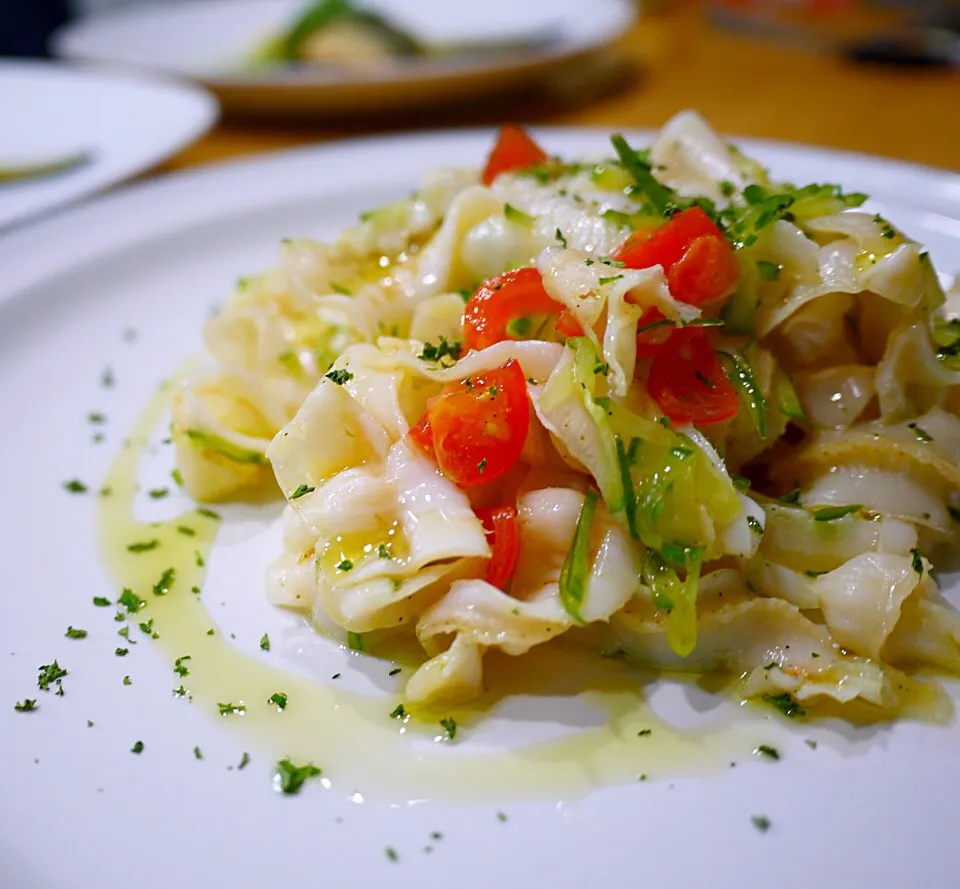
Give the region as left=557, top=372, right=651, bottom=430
left=0, top=57, right=219, bottom=231
left=51, top=0, right=637, bottom=89
left=1, top=123, right=958, bottom=299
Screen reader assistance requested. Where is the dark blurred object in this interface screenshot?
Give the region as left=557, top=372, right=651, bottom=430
left=0, top=0, right=71, bottom=57
left=845, top=28, right=960, bottom=66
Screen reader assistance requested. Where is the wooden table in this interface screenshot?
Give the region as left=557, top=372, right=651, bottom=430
left=165, top=3, right=959, bottom=173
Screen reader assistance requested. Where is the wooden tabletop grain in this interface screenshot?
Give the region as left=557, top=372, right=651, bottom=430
left=163, top=3, right=960, bottom=174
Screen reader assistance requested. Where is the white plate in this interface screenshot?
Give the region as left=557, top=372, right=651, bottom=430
left=0, top=59, right=217, bottom=232
left=2, top=130, right=960, bottom=889
left=51, top=0, right=635, bottom=116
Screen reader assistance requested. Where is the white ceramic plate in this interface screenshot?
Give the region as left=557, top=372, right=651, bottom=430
left=0, top=59, right=217, bottom=232
left=2, top=130, right=960, bottom=889
left=51, top=0, right=635, bottom=116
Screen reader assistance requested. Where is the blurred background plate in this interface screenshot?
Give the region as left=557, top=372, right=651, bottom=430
left=0, top=59, right=217, bottom=231
left=51, top=0, right=636, bottom=117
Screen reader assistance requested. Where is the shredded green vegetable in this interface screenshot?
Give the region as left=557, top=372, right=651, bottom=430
left=558, top=490, right=599, bottom=623
left=720, top=351, right=768, bottom=439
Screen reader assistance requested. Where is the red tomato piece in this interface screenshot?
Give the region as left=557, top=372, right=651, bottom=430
left=666, top=234, right=739, bottom=307
left=407, top=411, right=434, bottom=456
left=427, top=360, right=530, bottom=488
left=463, top=267, right=565, bottom=352
left=613, top=206, right=722, bottom=274
left=481, top=125, right=549, bottom=186
left=647, top=329, right=739, bottom=425
left=554, top=309, right=585, bottom=338
left=475, top=505, right=520, bottom=590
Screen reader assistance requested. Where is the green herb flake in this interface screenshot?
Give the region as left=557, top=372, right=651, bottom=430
left=756, top=260, right=781, bottom=282
left=37, top=661, right=67, bottom=692
left=127, top=540, right=159, bottom=553
left=274, top=758, right=322, bottom=795
left=598, top=274, right=623, bottom=286
left=418, top=336, right=462, bottom=365
left=93, top=596, right=111, bottom=607
left=138, top=618, right=154, bottom=635
left=385, top=847, right=400, bottom=862
left=193, top=746, right=203, bottom=759
left=503, top=203, right=534, bottom=226
left=196, top=507, right=220, bottom=520
left=440, top=717, right=457, bottom=740
left=118, top=588, right=144, bottom=612
left=153, top=567, right=175, bottom=596
left=555, top=228, right=567, bottom=247
left=390, top=704, right=407, bottom=719
left=755, top=744, right=780, bottom=760
left=336, top=559, right=353, bottom=572
left=496, top=811, right=508, bottom=823
left=325, top=368, right=353, bottom=386
left=477, top=458, right=487, bottom=474
left=63, top=479, right=88, bottom=494
left=115, top=647, right=129, bottom=657
left=123, top=675, right=131, bottom=686
left=377, top=544, right=390, bottom=559
left=194, top=551, right=204, bottom=568
left=763, top=692, right=805, bottom=718
left=779, top=488, right=802, bottom=504
left=171, top=468, right=185, bottom=487
left=147, top=487, right=169, bottom=499
left=131, top=741, right=144, bottom=754
left=290, top=483, right=315, bottom=499
left=14, top=699, right=37, bottom=712
left=218, top=702, right=246, bottom=716
left=719, top=180, right=736, bottom=197
left=610, top=134, right=673, bottom=213
left=175, top=525, right=195, bottom=538
left=269, top=692, right=288, bottom=710
left=911, top=548, right=924, bottom=576
left=260, top=633, right=270, bottom=651
left=330, top=282, right=352, bottom=296
left=388, top=667, right=402, bottom=676
left=812, top=504, right=861, bottom=522
left=346, top=631, right=364, bottom=652
left=173, top=655, right=192, bottom=677
left=751, top=815, right=771, bottom=833
left=907, top=422, right=934, bottom=442
left=746, top=516, right=763, bottom=535
left=101, top=366, right=115, bottom=388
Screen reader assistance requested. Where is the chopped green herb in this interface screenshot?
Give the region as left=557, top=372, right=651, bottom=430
left=171, top=468, right=184, bottom=487
left=756, top=261, right=781, bottom=282
left=610, top=134, right=672, bottom=213
left=746, top=516, right=763, bottom=535
left=131, top=741, right=144, bottom=754
left=496, top=812, right=508, bottom=823
left=385, top=847, right=400, bottom=862
left=238, top=752, right=251, bottom=770
left=127, top=540, right=159, bottom=553
left=762, top=692, right=805, bottom=718
left=14, top=699, right=37, bottom=712
left=122, top=675, right=131, bottom=686
left=217, top=702, right=245, bottom=716
left=138, top=618, right=154, bottom=635
left=259, top=633, right=270, bottom=651
left=907, top=422, right=934, bottom=443
left=194, top=551, right=204, bottom=568
left=598, top=274, right=623, bottom=286
left=555, top=228, right=567, bottom=247
left=812, top=504, right=861, bottom=522
left=63, top=479, right=87, bottom=493
left=206, top=629, right=214, bottom=636
left=418, top=336, right=462, bottom=365
left=115, top=647, right=129, bottom=657
left=390, top=704, right=407, bottom=719
left=346, top=632, right=364, bottom=651
left=720, top=351, right=768, bottom=439
left=637, top=729, right=652, bottom=737
left=101, top=366, right=114, bottom=387
left=336, top=559, right=353, bottom=572
left=193, top=746, right=203, bottom=759
left=268, top=692, right=288, bottom=710
left=719, top=180, right=736, bottom=197
left=148, top=487, right=169, bottom=499
left=755, top=744, right=780, bottom=760
left=377, top=544, right=390, bottom=559
left=477, top=458, right=488, bottom=474
left=196, top=507, right=220, bottom=520
left=503, top=203, right=534, bottom=226
left=153, top=567, right=175, bottom=596
left=388, top=667, right=402, bottom=676
left=173, top=655, right=192, bottom=677
left=37, top=661, right=67, bottom=692
left=93, top=596, right=111, bottom=607
left=732, top=475, right=751, bottom=491
left=65, top=626, right=87, bottom=640
left=330, top=282, right=352, bottom=296
left=751, top=815, right=771, bottom=833
left=118, top=588, right=144, bottom=612
left=325, top=368, right=353, bottom=386
left=274, top=758, right=321, bottom=795
left=440, top=717, right=456, bottom=740
left=779, top=488, right=802, bottom=504
left=911, top=548, right=924, bottom=576
left=290, top=484, right=315, bottom=499
left=805, top=739, right=818, bottom=750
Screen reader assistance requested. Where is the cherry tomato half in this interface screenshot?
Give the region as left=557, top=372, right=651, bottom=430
left=463, top=267, right=564, bottom=352
left=481, top=125, right=549, bottom=186
left=475, top=505, right=520, bottom=590
left=416, top=359, right=530, bottom=488
left=647, top=329, right=739, bottom=425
